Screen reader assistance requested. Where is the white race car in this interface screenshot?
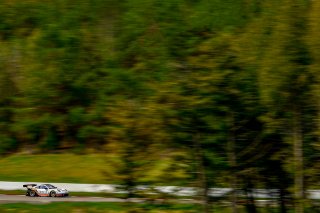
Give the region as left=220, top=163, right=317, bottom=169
left=23, top=184, right=69, bottom=197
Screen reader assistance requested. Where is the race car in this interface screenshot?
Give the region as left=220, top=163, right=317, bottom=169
left=23, top=183, right=69, bottom=197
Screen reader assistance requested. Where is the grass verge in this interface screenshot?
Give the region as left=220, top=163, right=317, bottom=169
left=0, top=202, right=199, bottom=213
left=0, top=153, right=108, bottom=183
left=1, top=202, right=309, bottom=213
left=0, top=153, right=188, bottom=185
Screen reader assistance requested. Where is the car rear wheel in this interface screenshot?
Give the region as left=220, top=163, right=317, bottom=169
left=50, top=191, right=56, bottom=197
left=29, top=190, right=36, bottom=197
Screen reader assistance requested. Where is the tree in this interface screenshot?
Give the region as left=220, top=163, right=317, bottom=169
left=0, top=41, right=19, bottom=154
left=257, top=1, right=312, bottom=212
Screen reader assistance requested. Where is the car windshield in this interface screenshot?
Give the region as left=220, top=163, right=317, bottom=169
left=45, top=184, right=56, bottom=189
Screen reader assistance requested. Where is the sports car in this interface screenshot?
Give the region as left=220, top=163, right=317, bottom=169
left=23, top=183, right=69, bottom=197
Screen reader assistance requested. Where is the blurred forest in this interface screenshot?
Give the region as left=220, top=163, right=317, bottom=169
left=1, top=0, right=320, bottom=212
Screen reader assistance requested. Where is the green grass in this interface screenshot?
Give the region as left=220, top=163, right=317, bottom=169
left=0, top=202, right=306, bottom=213
left=0, top=153, right=108, bottom=183
left=0, top=153, right=189, bottom=185
left=0, top=202, right=199, bottom=213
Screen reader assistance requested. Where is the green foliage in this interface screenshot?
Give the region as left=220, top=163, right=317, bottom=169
left=0, top=135, right=17, bottom=155
left=1, top=1, right=320, bottom=211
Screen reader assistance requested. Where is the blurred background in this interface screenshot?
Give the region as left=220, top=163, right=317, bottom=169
left=1, top=0, right=320, bottom=212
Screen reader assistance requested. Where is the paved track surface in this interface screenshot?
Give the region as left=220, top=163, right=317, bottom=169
left=0, top=194, right=198, bottom=204
left=0, top=194, right=131, bottom=203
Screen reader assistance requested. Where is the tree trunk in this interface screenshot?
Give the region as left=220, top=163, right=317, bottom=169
left=293, top=109, right=304, bottom=213
left=194, top=133, right=210, bottom=213
left=279, top=188, right=287, bottom=213
left=228, top=112, right=238, bottom=213
left=244, top=179, right=257, bottom=213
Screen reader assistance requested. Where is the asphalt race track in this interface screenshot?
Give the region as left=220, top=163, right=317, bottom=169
left=0, top=194, right=130, bottom=203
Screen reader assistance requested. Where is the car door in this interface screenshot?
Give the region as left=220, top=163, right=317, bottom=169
left=37, top=185, right=48, bottom=196
left=42, top=185, right=49, bottom=196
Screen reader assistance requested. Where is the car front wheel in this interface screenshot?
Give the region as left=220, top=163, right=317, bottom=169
left=50, top=191, right=56, bottom=197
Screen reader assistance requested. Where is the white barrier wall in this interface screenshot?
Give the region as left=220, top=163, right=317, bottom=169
left=1, top=181, right=320, bottom=199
